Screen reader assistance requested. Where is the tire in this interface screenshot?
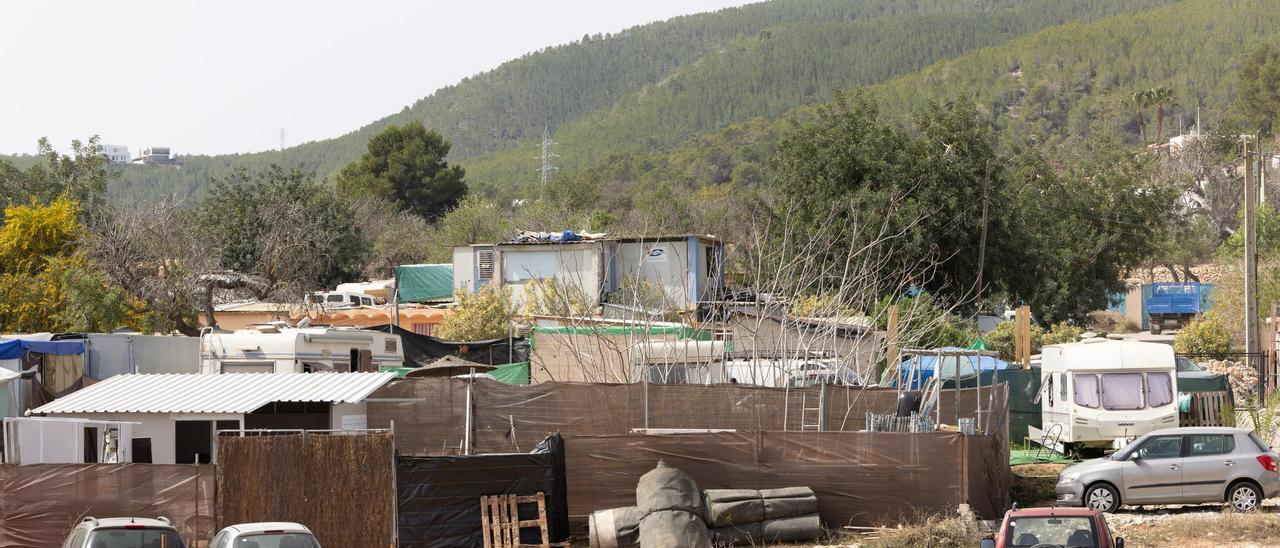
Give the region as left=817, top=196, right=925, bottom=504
left=1150, top=322, right=1162, bottom=335
left=1084, top=483, right=1120, bottom=513
left=1227, top=481, right=1262, bottom=511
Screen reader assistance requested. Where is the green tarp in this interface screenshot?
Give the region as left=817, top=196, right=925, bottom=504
left=1178, top=373, right=1231, bottom=394
left=381, top=363, right=529, bottom=385
left=531, top=325, right=714, bottom=340
left=491, top=362, right=530, bottom=385
left=395, top=264, right=454, bottom=303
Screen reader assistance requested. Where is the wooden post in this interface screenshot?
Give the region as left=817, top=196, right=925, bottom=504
left=887, top=306, right=900, bottom=382
left=1016, top=306, right=1031, bottom=370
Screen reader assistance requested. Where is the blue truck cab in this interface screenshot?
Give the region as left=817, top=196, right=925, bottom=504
left=1145, top=282, right=1202, bottom=334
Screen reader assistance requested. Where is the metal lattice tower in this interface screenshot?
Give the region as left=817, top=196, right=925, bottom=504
left=536, top=125, right=558, bottom=185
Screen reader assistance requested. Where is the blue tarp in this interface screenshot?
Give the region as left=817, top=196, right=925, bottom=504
left=892, top=347, right=1010, bottom=389
left=0, top=338, right=84, bottom=360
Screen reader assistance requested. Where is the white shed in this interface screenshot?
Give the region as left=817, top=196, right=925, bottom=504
left=29, top=372, right=394, bottom=464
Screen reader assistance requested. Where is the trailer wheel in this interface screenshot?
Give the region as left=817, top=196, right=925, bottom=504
left=1150, top=322, right=1162, bottom=335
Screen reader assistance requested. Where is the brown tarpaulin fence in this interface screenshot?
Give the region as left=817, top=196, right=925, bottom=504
left=0, top=463, right=214, bottom=547
left=215, top=432, right=396, bottom=548
left=563, top=430, right=1010, bottom=530
left=369, top=379, right=1008, bottom=453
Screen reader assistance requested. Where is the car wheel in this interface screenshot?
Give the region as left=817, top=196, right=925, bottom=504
left=1228, top=482, right=1261, bottom=511
left=1084, top=483, right=1120, bottom=512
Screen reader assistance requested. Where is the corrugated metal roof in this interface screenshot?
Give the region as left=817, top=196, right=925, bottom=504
left=32, top=372, right=396, bottom=415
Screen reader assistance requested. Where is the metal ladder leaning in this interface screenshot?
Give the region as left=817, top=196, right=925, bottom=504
left=1035, top=423, right=1064, bottom=462
left=799, top=389, right=824, bottom=431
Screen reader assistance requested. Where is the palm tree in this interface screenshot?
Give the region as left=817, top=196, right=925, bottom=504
left=1130, top=90, right=1152, bottom=146
left=1148, top=87, right=1177, bottom=145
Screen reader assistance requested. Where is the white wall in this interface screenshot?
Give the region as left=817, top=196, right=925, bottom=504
left=501, top=244, right=603, bottom=309
left=452, top=246, right=476, bottom=292
left=616, top=240, right=694, bottom=309
left=61, top=412, right=241, bottom=464
left=330, top=402, right=367, bottom=430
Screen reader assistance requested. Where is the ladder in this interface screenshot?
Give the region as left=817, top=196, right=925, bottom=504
left=799, top=388, right=825, bottom=431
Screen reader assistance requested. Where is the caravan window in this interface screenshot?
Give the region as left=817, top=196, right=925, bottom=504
left=1146, top=372, right=1173, bottom=407
left=1073, top=374, right=1100, bottom=408
left=326, top=294, right=344, bottom=303
left=1059, top=373, right=1068, bottom=400
left=1101, top=373, right=1145, bottom=410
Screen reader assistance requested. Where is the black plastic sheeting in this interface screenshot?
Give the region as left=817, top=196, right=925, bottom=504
left=373, top=324, right=531, bottom=366
left=396, top=434, right=568, bottom=548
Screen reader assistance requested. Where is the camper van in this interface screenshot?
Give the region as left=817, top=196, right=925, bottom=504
left=201, top=323, right=404, bottom=374
left=1030, top=339, right=1178, bottom=453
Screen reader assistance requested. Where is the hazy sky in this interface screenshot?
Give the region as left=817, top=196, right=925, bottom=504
left=1, top=0, right=752, bottom=156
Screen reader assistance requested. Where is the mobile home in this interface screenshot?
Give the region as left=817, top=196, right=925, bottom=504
left=1030, top=339, right=1178, bottom=452
left=201, top=323, right=404, bottom=374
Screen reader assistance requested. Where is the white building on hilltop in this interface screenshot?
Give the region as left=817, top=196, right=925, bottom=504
left=101, top=144, right=130, bottom=164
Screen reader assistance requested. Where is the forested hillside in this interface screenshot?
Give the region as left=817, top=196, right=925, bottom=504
left=551, top=0, right=1280, bottom=213
left=11, top=0, right=1182, bottom=203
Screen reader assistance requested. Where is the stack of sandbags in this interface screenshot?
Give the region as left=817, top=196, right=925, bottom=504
left=635, top=460, right=712, bottom=548
left=705, top=487, right=820, bottom=546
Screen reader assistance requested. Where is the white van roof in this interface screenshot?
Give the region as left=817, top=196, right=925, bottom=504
left=1041, top=339, right=1174, bottom=371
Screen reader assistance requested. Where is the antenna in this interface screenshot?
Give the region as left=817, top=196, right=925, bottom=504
left=535, top=125, right=558, bottom=186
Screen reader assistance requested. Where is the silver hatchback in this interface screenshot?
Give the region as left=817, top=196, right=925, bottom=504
left=1056, top=426, right=1280, bottom=512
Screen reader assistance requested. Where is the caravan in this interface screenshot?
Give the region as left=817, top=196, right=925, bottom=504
left=1030, top=339, right=1179, bottom=453
left=201, top=323, right=404, bottom=374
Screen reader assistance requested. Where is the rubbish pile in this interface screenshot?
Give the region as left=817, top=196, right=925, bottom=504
left=588, top=461, right=822, bottom=548
left=1200, top=359, right=1257, bottom=402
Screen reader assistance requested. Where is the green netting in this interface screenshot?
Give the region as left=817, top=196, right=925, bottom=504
left=394, top=264, right=454, bottom=303
left=491, top=361, right=530, bottom=385
left=382, top=366, right=416, bottom=378
left=531, top=325, right=714, bottom=340
left=1010, top=448, right=1075, bottom=466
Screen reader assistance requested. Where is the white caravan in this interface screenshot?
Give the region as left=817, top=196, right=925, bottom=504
left=201, top=323, right=404, bottom=374
left=1030, top=339, right=1178, bottom=452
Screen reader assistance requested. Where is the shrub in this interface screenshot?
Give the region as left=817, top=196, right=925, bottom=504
left=1043, top=321, right=1085, bottom=345
left=985, top=320, right=1044, bottom=362
left=1173, top=313, right=1232, bottom=354
left=1087, top=310, right=1135, bottom=334
left=436, top=286, right=516, bottom=341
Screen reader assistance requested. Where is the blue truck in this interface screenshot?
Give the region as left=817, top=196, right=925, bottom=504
left=1145, top=282, right=1203, bottom=335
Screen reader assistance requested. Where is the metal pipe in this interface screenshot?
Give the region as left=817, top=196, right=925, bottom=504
left=464, top=368, right=474, bottom=455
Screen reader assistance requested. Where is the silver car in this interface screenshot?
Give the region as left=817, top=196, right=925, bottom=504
left=1056, top=427, right=1280, bottom=512
left=61, top=517, right=186, bottom=548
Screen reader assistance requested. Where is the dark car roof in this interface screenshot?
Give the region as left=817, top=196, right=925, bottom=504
left=1008, top=507, right=1101, bottom=518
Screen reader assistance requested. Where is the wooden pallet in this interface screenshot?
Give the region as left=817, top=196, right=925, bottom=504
left=1179, top=391, right=1231, bottom=427
left=480, top=493, right=568, bottom=548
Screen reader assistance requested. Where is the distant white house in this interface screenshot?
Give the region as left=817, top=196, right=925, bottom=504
left=134, top=146, right=176, bottom=165
left=101, top=144, right=131, bottom=164
left=453, top=234, right=725, bottom=312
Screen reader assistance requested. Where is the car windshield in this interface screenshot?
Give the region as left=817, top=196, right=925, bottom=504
left=233, top=533, right=320, bottom=548
left=1006, top=516, right=1097, bottom=548
left=87, top=528, right=186, bottom=548
left=1175, top=357, right=1203, bottom=372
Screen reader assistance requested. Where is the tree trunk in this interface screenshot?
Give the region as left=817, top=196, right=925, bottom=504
left=1136, top=111, right=1147, bottom=146
left=1155, top=105, right=1165, bottom=148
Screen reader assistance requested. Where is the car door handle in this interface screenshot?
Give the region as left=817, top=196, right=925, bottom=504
left=1225, top=460, right=1235, bottom=467
left=1169, top=464, right=1180, bottom=470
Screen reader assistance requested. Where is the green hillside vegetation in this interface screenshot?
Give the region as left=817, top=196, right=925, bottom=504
left=549, top=0, right=1280, bottom=217
left=2, top=0, right=1179, bottom=203
left=462, top=0, right=1176, bottom=197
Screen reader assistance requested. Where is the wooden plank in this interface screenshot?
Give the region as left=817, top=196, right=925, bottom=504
left=508, top=495, right=521, bottom=547
left=537, top=492, right=550, bottom=548
left=481, top=496, right=493, bottom=548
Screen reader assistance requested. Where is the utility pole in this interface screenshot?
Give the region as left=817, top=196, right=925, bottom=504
left=975, top=160, right=991, bottom=309
left=279, top=128, right=287, bottom=166
left=1245, top=134, right=1262, bottom=396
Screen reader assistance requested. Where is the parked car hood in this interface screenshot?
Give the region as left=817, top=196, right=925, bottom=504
left=1062, top=457, right=1116, bottom=476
